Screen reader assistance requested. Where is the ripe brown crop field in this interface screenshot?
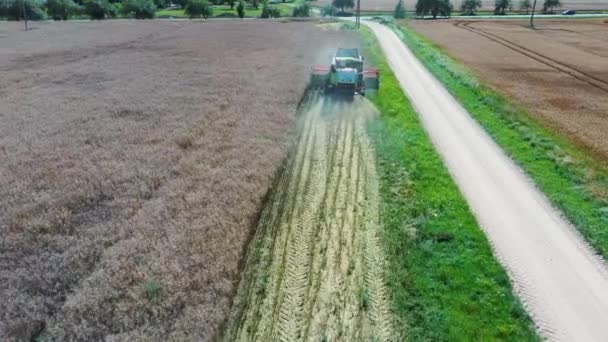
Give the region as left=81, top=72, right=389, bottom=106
left=407, top=19, right=608, bottom=159
left=0, top=20, right=357, bottom=341
left=314, top=0, right=608, bottom=12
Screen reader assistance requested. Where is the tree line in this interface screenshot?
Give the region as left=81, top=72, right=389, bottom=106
left=0, top=0, right=310, bottom=20
left=411, top=0, right=562, bottom=18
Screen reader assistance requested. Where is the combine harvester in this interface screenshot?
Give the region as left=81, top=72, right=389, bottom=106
left=311, top=48, right=379, bottom=96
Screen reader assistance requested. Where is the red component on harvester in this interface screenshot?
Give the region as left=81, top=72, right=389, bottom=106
left=311, top=65, right=330, bottom=75
left=363, top=67, right=379, bottom=78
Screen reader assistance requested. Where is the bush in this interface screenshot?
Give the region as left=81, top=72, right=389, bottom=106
left=121, top=0, right=156, bottom=18
left=184, top=0, right=212, bottom=18
left=331, top=0, right=353, bottom=12
left=47, top=0, right=81, bottom=19
left=320, top=4, right=335, bottom=16
left=236, top=0, right=244, bottom=17
left=291, top=0, right=309, bottom=16
left=260, top=0, right=280, bottom=17
left=542, top=0, right=560, bottom=13
left=493, top=0, right=510, bottom=14
left=460, top=0, right=480, bottom=14
left=84, top=0, right=116, bottom=18
left=6, top=0, right=46, bottom=20
left=415, top=0, right=452, bottom=18
left=393, top=0, right=405, bottom=18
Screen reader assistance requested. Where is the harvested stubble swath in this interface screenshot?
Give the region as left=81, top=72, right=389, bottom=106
left=0, top=20, right=358, bottom=341
left=224, top=95, right=397, bottom=341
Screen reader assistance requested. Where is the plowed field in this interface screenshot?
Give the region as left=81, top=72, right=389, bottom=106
left=408, top=19, right=608, bottom=159
left=315, top=0, right=608, bottom=12
left=224, top=94, right=398, bottom=342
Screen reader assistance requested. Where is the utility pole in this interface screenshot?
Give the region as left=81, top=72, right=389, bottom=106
left=21, top=0, right=29, bottom=31
left=355, top=0, right=360, bottom=28
left=529, top=0, right=537, bottom=28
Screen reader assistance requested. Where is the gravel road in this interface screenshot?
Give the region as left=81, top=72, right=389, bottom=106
left=364, top=20, right=608, bottom=341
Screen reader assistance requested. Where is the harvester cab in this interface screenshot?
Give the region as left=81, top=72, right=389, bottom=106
left=311, top=48, right=379, bottom=96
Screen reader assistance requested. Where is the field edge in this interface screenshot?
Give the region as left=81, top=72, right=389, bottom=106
left=359, top=23, right=539, bottom=341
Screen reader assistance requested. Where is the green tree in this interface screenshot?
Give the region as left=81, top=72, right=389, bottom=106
left=249, top=0, right=259, bottom=9
left=292, top=0, right=309, bottom=16
left=121, top=0, right=155, bottom=18
left=225, top=0, right=235, bottom=9
left=184, top=0, right=212, bottom=17
left=7, top=0, right=46, bottom=20
left=47, top=0, right=80, bottom=19
left=542, top=0, right=560, bottom=12
left=494, top=0, right=510, bottom=14
left=460, top=0, right=480, bottom=14
left=84, top=0, right=116, bottom=18
left=260, top=0, right=279, bottom=17
left=519, top=0, right=530, bottom=13
left=415, top=0, right=452, bottom=18
left=236, top=0, right=244, bottom=16
left=332, top=0, right=353, bottom=13
left=394, top=0, right=406, bottom=18
left=321, top=4, right=336, bottom=16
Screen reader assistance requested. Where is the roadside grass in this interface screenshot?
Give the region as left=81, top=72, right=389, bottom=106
left=359, top=26, right=538, bottom=341
left=390, top=21, right=608, bottom=259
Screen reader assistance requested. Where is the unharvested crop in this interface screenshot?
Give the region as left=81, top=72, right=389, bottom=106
left=0, top=20, right=358, bottom=341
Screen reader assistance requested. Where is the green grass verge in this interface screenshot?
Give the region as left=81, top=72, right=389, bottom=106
left=390, top=21, right=608, bottom=259
left=358, top=26, right=538, bottom=341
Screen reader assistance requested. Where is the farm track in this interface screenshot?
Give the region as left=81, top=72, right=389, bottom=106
left=454, top=21, right=608, bottom=93
left=224, top=94, right=398, bottom=342
left=368, top=20, right=608, bottom=341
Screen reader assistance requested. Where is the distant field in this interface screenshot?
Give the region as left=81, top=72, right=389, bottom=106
left=314, top=0, right=608, bottom=12
left=0, top=20, right=357, bottom=341
left=407, top=19, right=608, bottom=158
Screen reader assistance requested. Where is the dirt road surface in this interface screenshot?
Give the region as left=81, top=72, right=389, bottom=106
left=365, top=21, right=608, bottom=341
left=224, top=95, right=397, bottom=341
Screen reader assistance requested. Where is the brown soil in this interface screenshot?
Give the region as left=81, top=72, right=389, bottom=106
left=0, top=20, right=357, bottom=341
left=315, top=0, right=608, bottom=12
left=224, top=95, right=397, bottom=342
left=407, top=19, right=608, bottom=159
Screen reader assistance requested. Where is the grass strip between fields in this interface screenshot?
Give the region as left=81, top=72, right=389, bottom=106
left=359, top=26, right=538, bottom=341
left=388, top=21, right=608, bottom=260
